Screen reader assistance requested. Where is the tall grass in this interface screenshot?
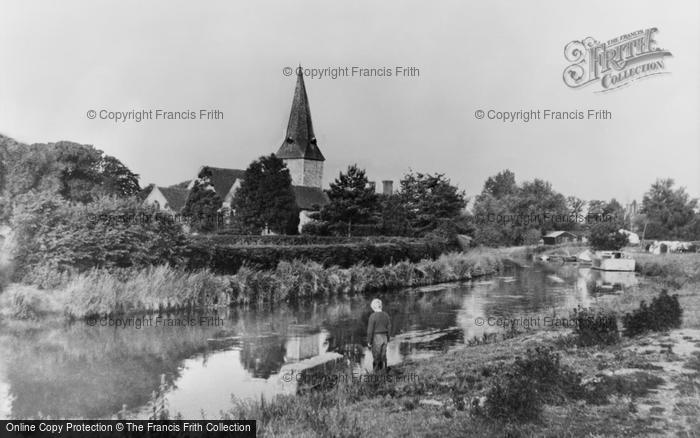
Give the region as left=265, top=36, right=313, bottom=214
left=63, top=265, right=231, bottom=319
left=635, top=253, right=700, bottom=287
left=2, top=249, right=505, bottom=319
left=229, top=250, right=505, bottom=305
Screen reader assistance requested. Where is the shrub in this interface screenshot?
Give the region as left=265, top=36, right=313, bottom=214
left=622, top=290, right=683, bottom=337
left=589, top=221, right=628, bottom=251
left=482, top=347, right=584, bottom=422
left=570, top=306, right=619, bottom=346
left=186, top=239, right=447, bottom=274
left=300, top=220, right=330, bottom=236
left=9, top=193, right=189, bottom=286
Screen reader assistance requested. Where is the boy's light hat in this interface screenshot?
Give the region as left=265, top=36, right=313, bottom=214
left=371, top=298, right=382, bottom=311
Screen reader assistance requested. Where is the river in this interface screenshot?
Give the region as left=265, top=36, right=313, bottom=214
left=0, top=265, right=637, bottom=419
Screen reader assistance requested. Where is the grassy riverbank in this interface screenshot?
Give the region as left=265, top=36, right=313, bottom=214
left=221, top=253, right=700, bottom=437
left=0, top=248, right=506, bottom=320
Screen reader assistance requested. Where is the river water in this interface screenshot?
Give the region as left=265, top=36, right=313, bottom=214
left=0, top=265, right=637, bottom=420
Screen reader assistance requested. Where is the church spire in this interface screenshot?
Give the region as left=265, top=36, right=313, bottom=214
left=277, top=67, right=325, bottom=161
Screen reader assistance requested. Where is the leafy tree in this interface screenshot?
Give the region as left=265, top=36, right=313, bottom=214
left=182, top=167, right=222, bottom=232
left=483, top=169, right=517, bottom=199
left=321, top=164, right=378, bottom=236
left=567, top=196, right=586, bottom=217
left=399, top=171, right=467, bottom=233
left=639, top=178, right=698, bottom=239
left=378, top=194, right=412, bottom=236
left=232, top=154, right=299, bottom=234
left=473, top=172, right=569, bottom=246
left=0, top=135, right=140, bottom=220
left=100, top=155, right=141, bottom=198
left=589, top=220, right=628, bottom=251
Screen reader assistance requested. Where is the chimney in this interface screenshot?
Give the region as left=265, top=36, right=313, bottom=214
left=382, top=180, right=393, bottom=196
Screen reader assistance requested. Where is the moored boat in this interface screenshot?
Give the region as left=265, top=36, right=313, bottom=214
left=591, top=251, right=635, bottom=271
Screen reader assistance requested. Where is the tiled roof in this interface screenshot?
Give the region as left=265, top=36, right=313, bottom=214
left=292, top=185, right=329, bottom=210
left=201, top=166, right=246, bottom=197
left=159, top=186, right=189, bottom=212
left=276, top=69, right=325, bottom=161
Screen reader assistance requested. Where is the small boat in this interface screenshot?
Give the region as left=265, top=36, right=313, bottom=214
left=591, top=251, right=635, bottom=272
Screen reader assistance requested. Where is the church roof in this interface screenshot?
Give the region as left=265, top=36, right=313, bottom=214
left=292, top=185, right=329, bottom=210
left=277, top=68, right=325, bottom=162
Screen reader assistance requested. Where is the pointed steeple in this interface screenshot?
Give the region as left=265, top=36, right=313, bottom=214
left=277, top=67, right=325, bottom=161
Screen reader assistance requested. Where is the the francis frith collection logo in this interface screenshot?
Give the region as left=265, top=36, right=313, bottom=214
left=563, top=28, right=672, bottom=92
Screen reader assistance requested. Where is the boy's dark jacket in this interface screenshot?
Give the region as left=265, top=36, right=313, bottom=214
left=366, top=311, right=391, bottom=344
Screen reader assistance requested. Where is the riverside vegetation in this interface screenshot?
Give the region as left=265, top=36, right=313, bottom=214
left=210, top=252, right=700, bottom=437
left=0, top=249, right=505, bottom=320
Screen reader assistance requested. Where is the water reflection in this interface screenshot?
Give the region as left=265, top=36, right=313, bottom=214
left=0, top=265, right=637, bottom=419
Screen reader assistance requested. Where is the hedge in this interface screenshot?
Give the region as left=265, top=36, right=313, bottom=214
left=185, top=239, right=448, bottom=274
left=192, top=234, right=422, bottom=246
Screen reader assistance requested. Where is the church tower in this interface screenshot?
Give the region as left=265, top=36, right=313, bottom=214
left=276, top=68, right=325, bottom=188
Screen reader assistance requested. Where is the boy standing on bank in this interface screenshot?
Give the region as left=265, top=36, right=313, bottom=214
left=366, top=298, right=391, bottom=372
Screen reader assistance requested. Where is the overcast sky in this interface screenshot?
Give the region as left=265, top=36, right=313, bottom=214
left=1, top=0, right=698, bottom=204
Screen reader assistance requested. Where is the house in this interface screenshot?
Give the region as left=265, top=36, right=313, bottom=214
left=543, top=230, right=580, bottom=245
left=142, top=184, right=190, bottom=214
left=187, top=166, right=246, bottom=211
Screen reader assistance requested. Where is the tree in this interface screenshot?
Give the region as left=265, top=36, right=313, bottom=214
left=589, top=220, right=628, bottom=251
left=232, top=154, right=299, bottom=234
left=379, top=194, right=412, bottom=236
left=472, top=171, right=571, bottom=246
left=567, top=196, right=586, bottom=217
left=639, top=178, right=698, bottom=239
left=399, top=171, right=467, bottom=233
left=483, top=169, right=517, bottom=199
left=182, top=167, right=222, bottom=232
left=0, top=135, right=141, bottom=221
left=100, top=155, right=141, bottom=198
left=321, top=164, right=378, bottom=235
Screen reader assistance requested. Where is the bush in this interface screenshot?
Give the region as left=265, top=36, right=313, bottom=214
left=483, top=347, right=584, bottom=422
left=186, top=239, right=448, bottom=274
left=570, top=306, right=619, bottom=346
left=300, top=220, right=330, bottom=236
left=8, top=193, right=189, bottom=287
left=196, top=234, right=416, bottom=246
left=589, top=221, right=628, bottom=251
left=622, top=290, right=683, bottom=337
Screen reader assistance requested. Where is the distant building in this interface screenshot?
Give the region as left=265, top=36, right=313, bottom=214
left=186, top=166, right=246, bottom=210
left=143, top=184, right=190, bottom=214
left=543, top=230, right=580, bottom=245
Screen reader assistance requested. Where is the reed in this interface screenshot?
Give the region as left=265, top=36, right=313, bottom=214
left=63, top=265, right=231, bottom=319
left=2, top=249, right=506, bottom=319
left=228, top=250, right=506, bottom=305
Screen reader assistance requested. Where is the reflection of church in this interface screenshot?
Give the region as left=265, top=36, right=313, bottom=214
left=284, top=332, right=321, bottom=362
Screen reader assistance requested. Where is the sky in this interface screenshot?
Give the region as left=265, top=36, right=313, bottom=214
left=1, top=0, right=698, bottom=204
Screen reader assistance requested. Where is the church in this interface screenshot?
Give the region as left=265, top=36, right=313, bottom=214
left=143, top=68, right=329, bottom=231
